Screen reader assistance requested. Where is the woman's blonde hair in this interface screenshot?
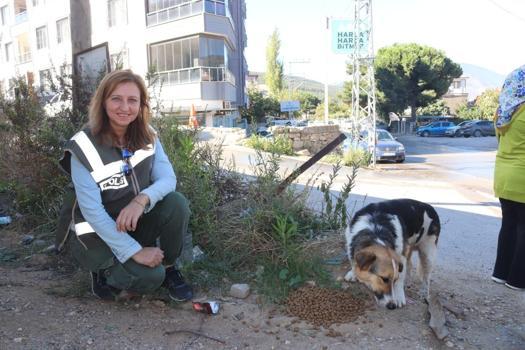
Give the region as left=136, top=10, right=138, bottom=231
left=88, top=69, right=155, bottom=150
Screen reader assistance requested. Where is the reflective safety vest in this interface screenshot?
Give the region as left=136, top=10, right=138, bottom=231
left=56, top=128, right=155, bottom=250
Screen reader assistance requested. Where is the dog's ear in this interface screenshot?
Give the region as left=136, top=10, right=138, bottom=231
left=355, top=251, right=376, bottom=271
left=398, top=262, right=404, bottom=273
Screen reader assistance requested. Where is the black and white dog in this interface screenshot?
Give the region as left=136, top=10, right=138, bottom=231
left=344, top=199, right=440, bottom=309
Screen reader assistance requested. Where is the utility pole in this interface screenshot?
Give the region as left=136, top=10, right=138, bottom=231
left=351, top=0, right=376, bottom=166
left=324, top=17, right=330, bottom=125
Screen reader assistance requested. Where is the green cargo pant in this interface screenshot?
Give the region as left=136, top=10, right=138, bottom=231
left=70, top=191, right=190, bottom=294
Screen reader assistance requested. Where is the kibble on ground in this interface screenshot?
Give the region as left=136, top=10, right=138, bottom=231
left=286, top=286, right=367, bottom=327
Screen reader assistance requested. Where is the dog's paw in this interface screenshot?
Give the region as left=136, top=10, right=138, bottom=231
left=394, top=292, right=407, bottom=308
left=393, top=284, right=407, bottom=308
left=344, top=270, right=357, bottom=282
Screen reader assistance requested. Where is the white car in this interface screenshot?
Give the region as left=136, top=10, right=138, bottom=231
left=445, top=120, right=472, bottom=137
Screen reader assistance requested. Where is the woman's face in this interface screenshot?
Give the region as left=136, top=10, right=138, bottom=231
left=104, top=81, right=141, bottom=132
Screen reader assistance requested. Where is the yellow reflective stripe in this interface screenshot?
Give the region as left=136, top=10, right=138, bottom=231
left=74, top=222, right=95, bottom=235
left=72, top=131, right=104, bottom=171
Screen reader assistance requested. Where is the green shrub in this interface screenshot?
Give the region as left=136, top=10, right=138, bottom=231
left=0, top=77, right=79, bottom=229
left=245, top=134, right=294, bottom=156
left=343, top=147, right=372, bottom=167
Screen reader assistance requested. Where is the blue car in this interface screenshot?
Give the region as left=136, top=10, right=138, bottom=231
left=416, top=121, right=456, bottom=137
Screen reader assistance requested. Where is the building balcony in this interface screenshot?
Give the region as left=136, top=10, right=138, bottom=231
left=147, top=0, right=233, bottom=28
left=16, top=51, right=32, bottom=64
left=155, top=66, right=235, bottom=86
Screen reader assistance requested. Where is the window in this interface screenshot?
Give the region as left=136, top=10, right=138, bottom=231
left=108, top=0, right=128, bottom=27
left=16, top=33, right=31, bottom=62
left=14, top=0, right=27, bottom=15
left=204, top=0, right=227, bottom=16
left=146, top=0, right=203, bottom=26
left=56, top=17, right=69, bottom=44
left=1, top=6, right=8, bottom=26
left=39, top=69, right=51, bottom=90
left=60, top=63, right=72, bottom=76
left=149, top=35, right=234, bottom=85
left=200, top=37, right=226, bottom=67
left=36, top=25, right=48, bottom=49
left=150, top=36, right=199, bottom=72
left=110, top=51, right=128, bottom=70
left=5, top=42, right=12, bottom=62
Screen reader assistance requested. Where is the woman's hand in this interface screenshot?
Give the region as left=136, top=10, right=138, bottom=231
left=116, top=194, right=149, bottom=232
left=131, top=247, right=164, bottom=267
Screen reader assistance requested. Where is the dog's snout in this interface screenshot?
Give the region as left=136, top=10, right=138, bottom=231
left=386, top=302, right=397, bottom=310
left=374, top=292, right=384, bottom=300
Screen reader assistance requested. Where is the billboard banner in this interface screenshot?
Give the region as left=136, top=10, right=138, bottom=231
left=331, top=19, right=369, bottom=55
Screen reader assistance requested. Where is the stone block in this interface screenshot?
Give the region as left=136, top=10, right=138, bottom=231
left=230, top=283, right=251, bottom=299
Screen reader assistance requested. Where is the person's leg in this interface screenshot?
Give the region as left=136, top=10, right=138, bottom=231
left=104, top=259, right=165, bottom=294
left=69, top=235, right=165, bottom=297
left=132, top=191, right=193, bottom=301
left=133, top=191, right=190, bottom=265
left=505, top=201, right=525, bottom=289
left=493, top=198, right=519, bottom=281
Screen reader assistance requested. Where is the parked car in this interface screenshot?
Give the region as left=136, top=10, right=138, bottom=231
left=456, top=120, right=495, bottom=137
left=255, top=127, right=273, bottom=138
left=376, top=121, right=390, bottom=130
left=256, top=130, right=273, bottom=138
left=416, top=121, right=456, bottom=137
left=445, top=120, right=473, bottom=137
left=344, top=129, right=405, bottom=163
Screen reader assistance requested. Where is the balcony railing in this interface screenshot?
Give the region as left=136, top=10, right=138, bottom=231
left=147, top=0, right=233, bottom=27
left=16, top=51, right=32, bottom=64
left=155, top=66, right=235, bottom=86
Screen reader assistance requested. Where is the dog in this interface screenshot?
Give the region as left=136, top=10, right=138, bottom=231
left=344, top=199, right=440, bottom=309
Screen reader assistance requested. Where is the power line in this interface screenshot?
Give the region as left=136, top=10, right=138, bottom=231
left=486, top=0, right=525, bottom=23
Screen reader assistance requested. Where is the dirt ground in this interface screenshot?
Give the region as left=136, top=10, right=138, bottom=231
left=1, top=228, right=524, bottom=350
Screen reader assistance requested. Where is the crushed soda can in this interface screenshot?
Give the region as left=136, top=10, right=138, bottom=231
left=0, top=216, right=12, bottom=225
left=192, top=301, right=220, bottom=315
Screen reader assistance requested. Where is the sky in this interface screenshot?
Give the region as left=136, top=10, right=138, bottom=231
left=244, top=0, right=525, bottom=85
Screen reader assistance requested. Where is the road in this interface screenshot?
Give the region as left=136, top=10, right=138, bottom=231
left=222, top=134, right=502, bottom=280
left=222, top=135, right=525, bottom=348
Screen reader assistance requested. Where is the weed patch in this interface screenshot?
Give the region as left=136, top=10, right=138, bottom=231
left=245, top=134, right=294, bottom=155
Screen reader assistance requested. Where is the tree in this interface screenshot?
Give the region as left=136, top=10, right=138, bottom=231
left=265, top=29, right=284, bottom=96
left=456, top=103, right=481, bottom=120
left=456, top=88, right=500, bottom=120
left=298, top=92, right=321, bottom=117
left=241, top=87, right=280, bottom=123
left=374, top=43, right=462, bottom=119
left=416, top=99, right=450, bottom=116
left=475, top=88, right=500, bottom=119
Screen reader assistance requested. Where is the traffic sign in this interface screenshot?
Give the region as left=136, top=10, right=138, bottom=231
left=280, top=100, right=300, bottom=112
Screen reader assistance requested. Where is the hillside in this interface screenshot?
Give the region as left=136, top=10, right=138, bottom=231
left=249, top=71, right=343, bottom=98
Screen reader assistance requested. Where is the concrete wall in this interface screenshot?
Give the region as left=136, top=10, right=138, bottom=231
left=271, top=125, right=341, bottom=154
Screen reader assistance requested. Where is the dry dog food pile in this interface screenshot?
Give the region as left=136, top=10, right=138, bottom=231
left=286, top=286, right=367, bottom=327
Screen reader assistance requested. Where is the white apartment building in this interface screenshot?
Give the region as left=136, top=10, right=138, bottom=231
left=0, top=0, right=248, bottom=127
left=0, top=0, right=72, bottom=92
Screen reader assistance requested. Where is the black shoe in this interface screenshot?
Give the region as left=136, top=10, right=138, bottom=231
left=163, top=267, right=193, bottom=302
left=90, top=270, right=120, bottom=301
